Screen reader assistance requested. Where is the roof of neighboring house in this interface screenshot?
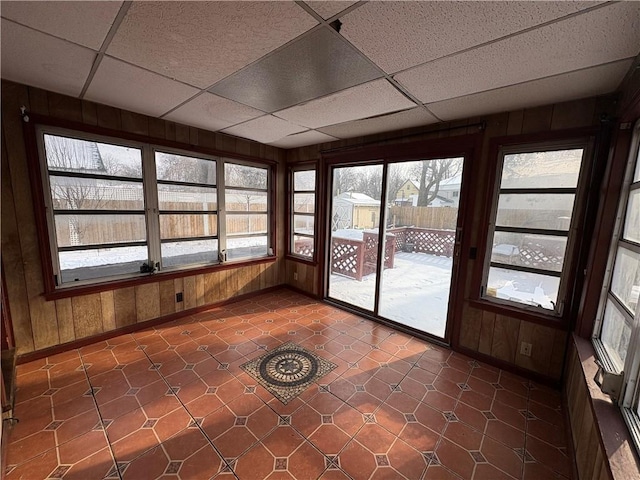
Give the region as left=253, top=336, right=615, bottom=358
left=437, top=174, right=462, bottom=190
left=334, top=192, right=380, bottom=206
left=429, top=195, right=455, bottom=206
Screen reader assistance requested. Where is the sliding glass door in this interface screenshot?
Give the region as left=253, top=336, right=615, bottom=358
left=326, top=155, right=465, bottom=340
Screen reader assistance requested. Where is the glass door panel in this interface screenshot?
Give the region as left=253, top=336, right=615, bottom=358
left=327, top=164, right=384, bottom=311
left=379, top=158, right=464, bottom=337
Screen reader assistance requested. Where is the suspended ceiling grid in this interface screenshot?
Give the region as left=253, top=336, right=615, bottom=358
left=1, top=1, right=639, bottom=149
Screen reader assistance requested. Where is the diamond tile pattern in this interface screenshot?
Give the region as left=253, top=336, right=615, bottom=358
left=6, top=290, right=570, bottom=479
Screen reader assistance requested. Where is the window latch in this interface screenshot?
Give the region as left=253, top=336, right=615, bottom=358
left=594, top=360, right=624, bottom=402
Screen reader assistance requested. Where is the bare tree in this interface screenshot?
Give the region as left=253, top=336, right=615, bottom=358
left=416, top=158, right=462, bottom=206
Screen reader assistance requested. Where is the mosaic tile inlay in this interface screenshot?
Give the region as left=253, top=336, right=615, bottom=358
left=240, top=341, right=336, bottom=404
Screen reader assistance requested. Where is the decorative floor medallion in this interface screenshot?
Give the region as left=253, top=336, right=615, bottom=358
left=241, top=342, right=337, bottom=404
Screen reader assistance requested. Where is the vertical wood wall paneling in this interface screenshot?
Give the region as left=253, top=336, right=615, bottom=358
left=183, top=276, right=197, bottom=310
left=71, top=294, right=103, bottom=338
left=113, top=287, right=136, bottom=328
left=1, top=128, right=34, bottom=353
left=54, top=298, right=75, bottom=344
left=159, top=280, right=176, bottom=317
left=100, top=291, right=116, bottom=331
left=2, top=82, right=60, bottom=350
left=135, top=283, right=160, bottom=323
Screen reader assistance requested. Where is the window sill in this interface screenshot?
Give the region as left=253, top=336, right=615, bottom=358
left=43, top=256, right=278, bottom=301
left=469, top=297, right=567, bottom=330
left=572, top=335, right=640, bottom=479
left=285, top=254, right=318, bottom=266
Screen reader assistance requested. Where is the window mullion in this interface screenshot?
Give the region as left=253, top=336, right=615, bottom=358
left=217, top=159, right=227, bottom=261
left=143, top=145, right=161, bottom=269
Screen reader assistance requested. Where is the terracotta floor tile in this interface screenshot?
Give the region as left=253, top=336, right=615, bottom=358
left=5, top=290, right=577, bottom=480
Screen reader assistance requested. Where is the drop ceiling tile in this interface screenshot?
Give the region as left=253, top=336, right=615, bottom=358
left=304, top=1, right=359, bottom=19
left=396, top=1, right=640, bottom=104
left=0, top=19, right=95, bottom=97
left=318, top=107, right=438, bottom=139
left=0, top=1, right=122, bottom=50
left=268, top=130, right=338, bottom=149
left=222, top=115, right=308, bottom=144
left=209, top=27, right=383, bottom=112
left=107, top=1, right=318, bottom=88
left=163, top=92, right=264, bottom=132
left=274, top=79, right=417, bottom=129
left=85, top=56, right=199, bottom=118
left=427, top=60, right=633, bottom=122
left=340, top=1, right=604, bottom=74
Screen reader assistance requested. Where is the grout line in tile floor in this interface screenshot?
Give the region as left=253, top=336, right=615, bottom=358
left=4, top=291, right=571, bottom=480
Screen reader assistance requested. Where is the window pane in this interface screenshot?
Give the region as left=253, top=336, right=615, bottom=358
left=496, top=193, right=575, bottom=230
left=54, top=214, right=145, bottom=247
left=160, top=214, right=217, bottom=239
left=226, top=214, right=268, bottom=235
left=294, top=170, right=315, bottom=190
left=634, top=146, right=640, bottom=182
left=292, top=235, right=314, bottom=258
left=225, top=163, right=267, bottom=189
left=225, top=190, right=268, bottom=211
left=491, top=232, right=567, bottom=272
left=50, top=177, right=144, bottom=211
left=45, top=134, right=142, bottom=178
left=486, top=266, right=559, bottom=310
left=162, top=239, right=218, bottom=268
left=610, top=247, right=640, bottom=314
left=294, top=193, right=315, bottom=213
left=501, top=149, right=582, bottom=188
left=156, top=152, right=216, bottom=184
left=622, top=189, right=640, bottom=243
left=59, top=246, right=147, bottom=283
left=227, top=236, right=268, bottom=260
left=293, top=215, right=315, bottom=235
left=601, top=299, right=632, bottom=368
left=158, top=184, right=217, bottom=211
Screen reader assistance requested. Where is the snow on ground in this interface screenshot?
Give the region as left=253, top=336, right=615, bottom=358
left=329, top=252, right=453, bottom=338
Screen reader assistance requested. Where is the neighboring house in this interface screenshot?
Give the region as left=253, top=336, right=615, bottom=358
left=332, top=192, right=380, bottom=230
left=435, top=174, right=462, bottom=207
left=395, top=179, right=420, bottom=205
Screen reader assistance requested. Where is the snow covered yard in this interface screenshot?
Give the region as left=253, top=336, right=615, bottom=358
left=329, top=251, right=453, bottom=338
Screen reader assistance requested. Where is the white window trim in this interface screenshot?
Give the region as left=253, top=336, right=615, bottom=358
left=593, top=119, right=640, bottom=454
left=289, top=165, right=317, bottom=261
left=480, top=139, right=593, bottom=317
left=35, top=125, right=273, bottom=288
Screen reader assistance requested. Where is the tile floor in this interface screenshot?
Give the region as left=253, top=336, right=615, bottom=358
left=4, top=289, right=571, bottom=480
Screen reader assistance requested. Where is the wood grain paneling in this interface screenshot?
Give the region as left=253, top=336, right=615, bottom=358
left=113, top=287, right=136, bottom=328
left=135, top=283, right=160, bottom=323
left=490, top=315, right=520, bottom=364
left=478, top=311, right=496, bottom=356
left=459, top=304, right=481, bottom=351
left=2, top=80, right=286, bottom=356
left=54, top=298, right=75, bottom=344
left=71, top=294, right=103, bottom=338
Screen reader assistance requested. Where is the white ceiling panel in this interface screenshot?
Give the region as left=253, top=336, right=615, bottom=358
left=164, top=92, right=264, bottom=132
left=106, top=1, right=318, bottom=89
left=85, top=57, right=199, bottom=118
left=268, top=130, right=338, bottom=148
left=0, top=19, right=95, bottom=97
left=319, top=107, right=438, bottom=139
left=340, top=1, right=603, bottom=74
left=428, top=60, right=633, bottom=122
left=274, top=79, right=417, bottom=129
left=0, top=1, right=122, bottom=50
left=304, top=1, right=359, bottom=20
left=396, top=2, right=640, bottom=104
left=222, top=115, right=308, bottom=144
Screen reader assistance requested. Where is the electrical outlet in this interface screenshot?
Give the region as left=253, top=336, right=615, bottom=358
left=293, top=272, right=298, bottom=281
left=520, top=342, right=532, bottom=357
left=176, top=292, right=183, bottom=303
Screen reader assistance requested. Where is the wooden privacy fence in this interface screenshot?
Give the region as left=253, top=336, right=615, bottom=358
left=389, top=206, right=458, bottom=229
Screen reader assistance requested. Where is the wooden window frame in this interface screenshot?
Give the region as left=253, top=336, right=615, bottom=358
left=471, top=127, right=602, bottom=328
left=23, top=113, right=277, bottom=301
left=286, top=161, right=318, bottom=265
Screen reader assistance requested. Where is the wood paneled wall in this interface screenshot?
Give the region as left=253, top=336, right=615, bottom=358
left=564, top=338, right=612, bottom=480
left=284, top=95, right=617, bottom=381
left=1, top=80, right=286, bottom=356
